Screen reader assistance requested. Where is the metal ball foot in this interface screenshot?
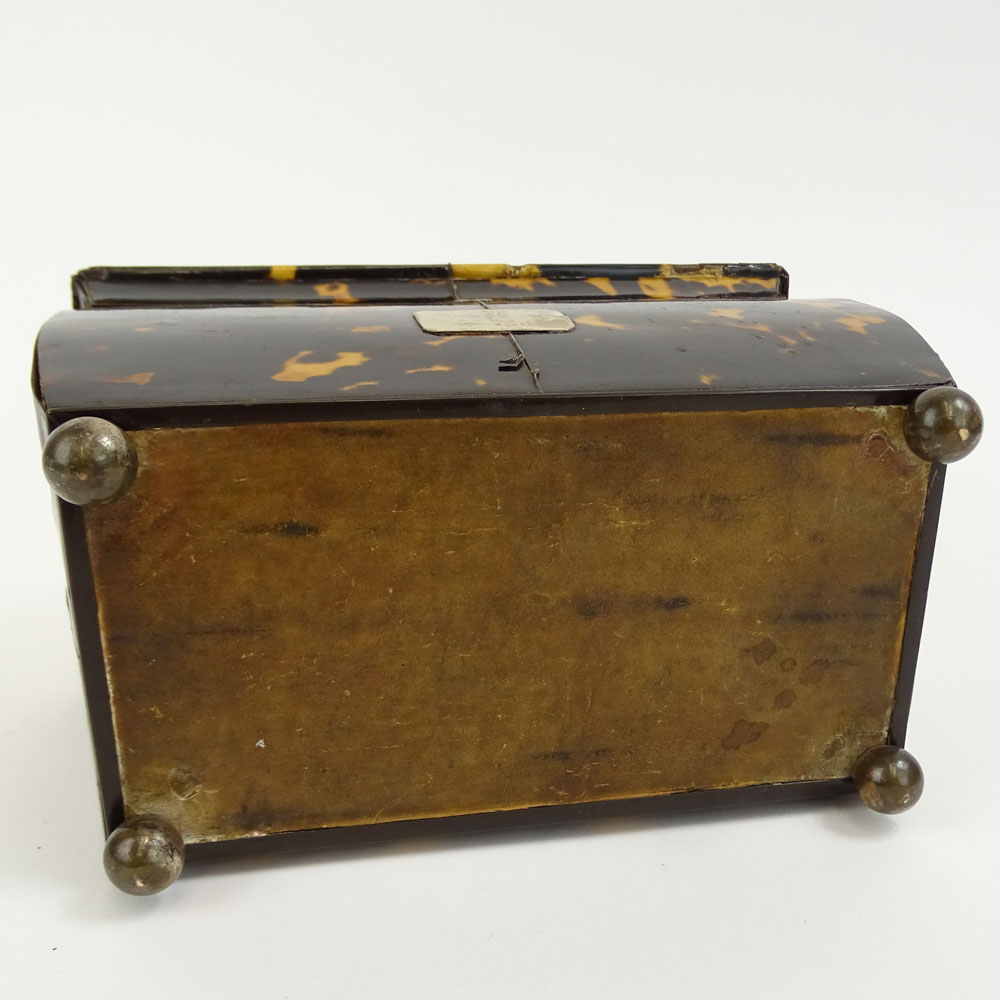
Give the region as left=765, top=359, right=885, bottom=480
left=103, top=816, right=185, bottom=895
left=904, top=386, right=983, bottom=464
left=852, top=746, right=924, bottom=814
left=42, top=416, right=137, bottom=505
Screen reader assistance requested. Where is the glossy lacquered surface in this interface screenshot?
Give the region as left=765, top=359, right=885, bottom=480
left=71, top=263, right=790, bottom=309
left=34, top=298, right=950, bottom=415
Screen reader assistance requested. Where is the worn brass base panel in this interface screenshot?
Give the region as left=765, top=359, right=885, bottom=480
left=84, top=407, right=929, bottom=844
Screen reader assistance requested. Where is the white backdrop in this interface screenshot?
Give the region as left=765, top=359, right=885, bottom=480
left=1, top=3, right=997, bottom=998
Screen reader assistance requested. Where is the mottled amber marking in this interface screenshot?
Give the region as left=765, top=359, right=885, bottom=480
left=778, top=334, right=798, bottom=346
left=405, top=365, right=453, bottom=374
left=575, top=314, right=625, bottom=329
left=97, top=372, right=155, bottom=386
left=271, top=350, right=371, bottom=382
left=134, top=326, right=154, bottom=333
left=423, top=333, right=504, bottom=344
left=490, top=277, right=556, bottom=291
left=710, top=307, right=745, bottom=319
left=341, top=381, right=380, bottom=391
left=452, top=264, right=514, bottom=281
left=637, top=277, right=674, bottom=300
left=835, top=315, right=887, bottom=336
left=585, top=276, right=618, bottom=296
left=314, top=282, right=358, bottom=303
left=269, top=265, right=297, bottom=282
left=89, top=344, right=110, bottom=352
left=918, top=369, right=944, bottom=379
left=352, top=325, right=391, bottom=333
left=659, top=264, right=775, bottom=293
left=799, top=329, right=817, bottom=342
left=707, top=316, right=774, bottom=334
left=452, top=264, right=548, bottom=282
left=474, top=378, right=488, bottom=386
left=508, top=264, right=542, bottom=279
left=699, top=373, right=717, bottom=385
left=698, top=276, right=774, bottom=292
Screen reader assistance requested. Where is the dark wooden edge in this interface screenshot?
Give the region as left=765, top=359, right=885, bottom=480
left=44, top=386, right=942, bottom=432
left=44, top=386, right=939, bottom=847
left=58, top=499, right=126, bottom=835
left=184, top=779, right=852, bottom=863
left=888, top=461, right=946, bottom=746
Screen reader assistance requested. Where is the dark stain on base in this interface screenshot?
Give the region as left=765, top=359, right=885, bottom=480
left=857, top=582, right=899, bottom=599
left=765, top=432, right=862, bottom=446
left=574, top=594, right=692, bottom=618
left=800, top=658, right=833, bottom=685
left=721, top=719, right=770, bottom=750
left=574, top=596, right=611, bottom=619
left=744, top=637, right=777, bottom=665
left=773, top=688, right=797, bottom=709
left=315, top=425, right=396, bottom=438
left=650, top=595, right=692, bottom=612
left=243, top=521, right=321, bottom=537
left=780, top=609, right=882, bottom=624
left=184, top=624, right=271, bottom=637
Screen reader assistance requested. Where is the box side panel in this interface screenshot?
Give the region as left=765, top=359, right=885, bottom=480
left=83, top=406, right=930, bottom=843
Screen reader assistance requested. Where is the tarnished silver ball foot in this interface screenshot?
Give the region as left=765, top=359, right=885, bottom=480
left=42, top=416, right=137, bottom=505
left=904, top=386, right=983, bottom=463
left=103, top=816, right=185, bottom=895
left=852, top=746, right=924, bottom=814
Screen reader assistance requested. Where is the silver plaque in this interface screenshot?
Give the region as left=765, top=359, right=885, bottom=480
left=414, top=308, right=575, bottom=334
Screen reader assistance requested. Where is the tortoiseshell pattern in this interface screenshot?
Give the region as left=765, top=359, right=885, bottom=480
left=72, top=263, right=789, bottom=310
left=36, top=292, right=949, bottom=416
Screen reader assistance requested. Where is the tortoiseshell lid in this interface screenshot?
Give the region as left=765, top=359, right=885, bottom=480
left=34, top=264, right=951, bottom=415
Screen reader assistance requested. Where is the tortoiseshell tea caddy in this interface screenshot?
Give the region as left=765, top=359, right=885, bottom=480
left=33, top=263, right=982, bottom=894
